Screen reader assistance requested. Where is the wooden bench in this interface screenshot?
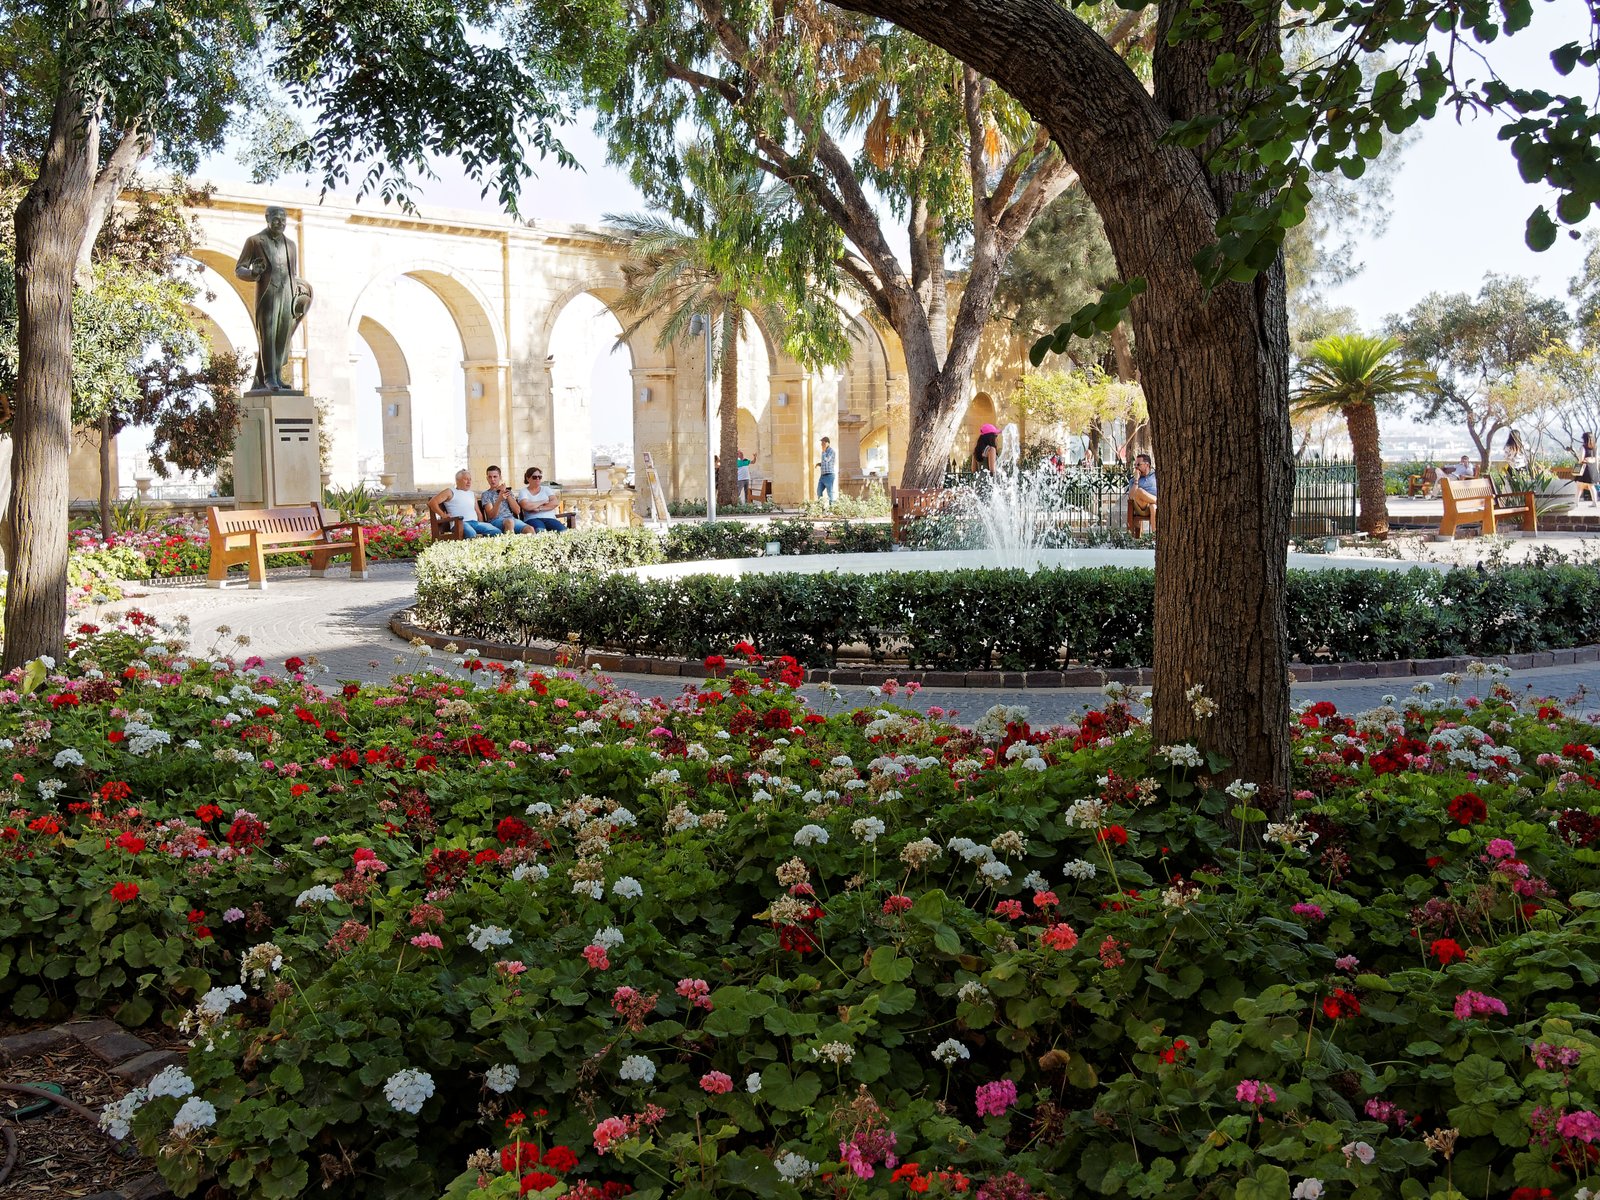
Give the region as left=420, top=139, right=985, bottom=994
left=207, top=504, right=368, bottom=589
left=1439, top=477, right=1537, bottom=538
left=1406, top=466, right=1438, bottom=497
left=889, top=487, right=950, bottom=542
left=429, top=508, right=576, bottom=540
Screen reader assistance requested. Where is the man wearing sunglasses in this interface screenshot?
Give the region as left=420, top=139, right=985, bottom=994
left=515, top=467, right=567, bottom=533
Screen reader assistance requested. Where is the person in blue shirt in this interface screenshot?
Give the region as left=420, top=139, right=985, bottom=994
left=816, top=437, right=837, bottom=506
left=1126, top=452, right=1157, bottom=535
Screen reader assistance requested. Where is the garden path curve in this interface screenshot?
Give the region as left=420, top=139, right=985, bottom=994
left=106, top=563, right=1600, bottom=725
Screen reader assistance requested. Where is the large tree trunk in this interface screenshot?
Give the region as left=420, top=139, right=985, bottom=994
left=833, top=0, right=1295, bottom=796
left=5, top=85, right=100, bottom=671
left=717, top=312, right=739, bottom=506
left=1343, top=403, right=1389, bottom=537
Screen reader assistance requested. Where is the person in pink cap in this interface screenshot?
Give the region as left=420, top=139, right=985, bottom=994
left=973, top=422, right=1001, bottom=474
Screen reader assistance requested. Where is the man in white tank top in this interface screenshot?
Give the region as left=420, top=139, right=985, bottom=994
left=428, top=470, right=503, bottom=538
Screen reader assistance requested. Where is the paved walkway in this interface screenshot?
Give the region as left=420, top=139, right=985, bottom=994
left=101, top=562, right=1600, bottom=724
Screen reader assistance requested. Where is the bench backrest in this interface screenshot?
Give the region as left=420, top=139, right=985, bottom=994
left=208, top=503, right=327, bottom=546
left=1441, top=477, right=1493, bottom=506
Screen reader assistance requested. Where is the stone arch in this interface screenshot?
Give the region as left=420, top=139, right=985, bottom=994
left=182, top=254, right=256, bottom=366
left=833, top=314, right=899, bottom=492
left=346, top=261, right=508, bottom=476
left=962, top=390, right=1000, bottom=455
left=538, top=284, right=643, bottom=483
left=354, top=316, right=417, bottom=490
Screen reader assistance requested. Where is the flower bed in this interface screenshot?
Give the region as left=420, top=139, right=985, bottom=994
left=69, top=512, right=434, bottom=580
left=415, top=536, right=1600, bottom=669
left=2, top=620, right=1599, bottom=1200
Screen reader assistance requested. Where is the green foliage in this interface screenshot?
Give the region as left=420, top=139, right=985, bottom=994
left=1292, top=334, right=1434, bottom=414
left=1009, top=366, right=1147, bottom=436
left=3, top=619, right=1599, bottom=1200
left=416, top=541, right=1600, bottom=669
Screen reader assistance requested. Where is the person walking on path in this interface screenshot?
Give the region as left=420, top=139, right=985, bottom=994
left=816, top=437, right=837, bottom=507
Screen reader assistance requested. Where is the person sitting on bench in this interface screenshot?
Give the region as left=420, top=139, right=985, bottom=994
left=429, top=470, right=503, bottom=538
left=515, top=467, right=568, bottom=532
left=1126, top=452, right=1157, bottom=534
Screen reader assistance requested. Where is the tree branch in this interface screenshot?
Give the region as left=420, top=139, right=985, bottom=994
left=962, top=66, right=989, bottom=227
left=78, top=120, right=151, bottom=277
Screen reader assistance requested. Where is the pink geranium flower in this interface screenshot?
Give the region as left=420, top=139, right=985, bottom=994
left=975, top=1078, right=1018, bottom=1117
left=582, top=944, right=610, bottom=970
left=1452, top=990, right=1508, bottom=1020
left=699, top=1071, right=734, bottom=1094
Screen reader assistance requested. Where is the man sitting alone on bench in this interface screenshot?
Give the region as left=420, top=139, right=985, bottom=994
left=1126, top=452, right=1157, bottom=535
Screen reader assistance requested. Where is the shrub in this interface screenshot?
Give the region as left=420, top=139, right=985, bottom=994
left=2, top=620, right=1599, bottom=1200
left=416, top=540, right=1600, bottom=668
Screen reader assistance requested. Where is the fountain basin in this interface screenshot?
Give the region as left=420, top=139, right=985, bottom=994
left=628, top=548, right=1448, bottom=581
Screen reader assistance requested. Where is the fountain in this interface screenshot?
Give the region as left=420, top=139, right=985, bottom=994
left=952, top=423, right=1072, bottom=570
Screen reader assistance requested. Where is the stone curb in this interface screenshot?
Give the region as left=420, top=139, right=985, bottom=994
left=0, top=1020, right=183, bottom=1200
left=390, top=609, right=1600, bottom=690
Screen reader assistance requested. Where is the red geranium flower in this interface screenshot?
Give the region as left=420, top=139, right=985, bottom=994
left=195, top=804, right=223, bottom=823
left=1322, top=988, right=1362, bottom=1020
left=110, top=882, right=139, bottom=903
left=114, top=832, right=145, bottom=855
left=1158, top=1038, right=1189, bottom=1064
left=1098, top=825, right=1129, bottom=845
left=521, top=1172, right=559, bottom=1194
left=1447, top=792, right=1486, bottom=825
left=1430, top=937, right=1466, bottom=965
left=501, top=1143, right=540, bottom=1173
left=542, top=1145, right=578, bottom=1173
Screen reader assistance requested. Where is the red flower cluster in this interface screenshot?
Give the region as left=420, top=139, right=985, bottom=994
left=1447, top=792, right=1487, bottom=825
left=1322, top=988, right=1362, bottom=1020
left=110, top=882, right=139, bottom=903
left=1158, top=1038, right=1189, bottom=1065
left=1430, top=937, right=1466, bottom=965
left=1097, top=825, right=1129, bottom=846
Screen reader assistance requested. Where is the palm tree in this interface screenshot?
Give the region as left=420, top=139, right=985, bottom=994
left=1293, top=333, right=1434, bottom=538
left=607, top=156, right=842, bottom=506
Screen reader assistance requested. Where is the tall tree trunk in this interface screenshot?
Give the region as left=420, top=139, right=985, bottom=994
left=1343, top=403, right=1389, bottom=537
left=832, top=0, right=1295, bottom=797
left=5, top=83, right=100, bottom=671
left=717, top=312, right=739, bottom=506
left=99, top=413, right=115, bottom=541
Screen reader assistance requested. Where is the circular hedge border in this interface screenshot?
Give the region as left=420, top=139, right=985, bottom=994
left=407, top=530, right=1600, bottom=683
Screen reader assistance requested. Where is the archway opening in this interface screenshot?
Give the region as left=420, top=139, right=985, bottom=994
left=349, top=275, right=469, bottom=492
left=548, top=293, right=633, bottom=484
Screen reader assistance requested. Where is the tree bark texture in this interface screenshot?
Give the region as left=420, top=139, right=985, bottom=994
left=5, top=83, right=100, bottom=670
left=1343, top=403, right=1390, bottom=538
left=99, top=413, right=116, bottom=542
left=718, top=312, right=740, bottom=506
left=830, top=0, right=1295, bottom=795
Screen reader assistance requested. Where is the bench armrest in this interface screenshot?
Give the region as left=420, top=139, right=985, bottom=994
left=321, top=521, right=367, bottom=535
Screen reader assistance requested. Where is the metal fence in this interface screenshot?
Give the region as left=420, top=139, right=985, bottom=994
left=937, top=459, right=1357, bottom=538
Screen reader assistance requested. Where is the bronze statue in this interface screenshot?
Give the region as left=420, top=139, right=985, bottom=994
left=234, top=206, right=313, bottom=393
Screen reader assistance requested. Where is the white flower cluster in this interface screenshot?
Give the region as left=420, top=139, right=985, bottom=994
left=572, top=880, right=604, bottom=899
left=591, top=925, right=625, bottom=950
left=830, top=754, right=854, bottom=767
left=947, top=837, right=995, bottom=865
left=99, top=1088, right=147, bottom=1140
left=957, top=980, right=990, bottom=1004
left=121, top=721, right=172, bottom=756
left=1186, top=683, right=1217, bottom=719
left=485, top=1063, right=519, bottom=1094
left=794, top=824, right=830, bottom=847
left=814, top=1041, right=855, bottom=1064
left=899, top=838, right=942, bottom=868
left=932, top=1038, right=970, bottom=1066
left=171, top=1096, right=218, bottom=1136
left=1062, top=798, right=1106, bottom=830
left=974, top=703, right=1030, bottom=743
left=526, top=801, right=554, bottom=818
left=511, top=862, right=549, bottom=884
left=612, top=876, right=644, bottom=899
left=609, top=806, right=638, bottom=828
left=648, top=768, right=682, bottom=788
left=1062, top=858, right=1098, bottom=881
left=467, top=924, right=513, bottom=952
left=197, top=985, right=246, bottom=1017
left=619, top=1055, right=656, bottom=1083
left=383, top=1068, right=436, bottom=1115
left=978, top=860, right=1012, bottom=882
left=1264, top=820, right=1318, bottom=852
left=1021, top=871, right=1048, bottom=891
left=52, top=748, right=85, bottom=769
left=1224, top=779, right=1259, bottom=801
left=1157, top=743, right=1205, bottom=768
left=746, top=1072, right=763, bottom=1093
left=295, top=884, right=339, bottom=908
left=664, top=804, right=700, bottom=832
left=851, top=816, right=886, bottom=844
left=1292, top=1179, right=1324, bottom=1200
left=775, top=1152, right=818, bottom=1182
left=147, top=1066, right=195, bottom=1099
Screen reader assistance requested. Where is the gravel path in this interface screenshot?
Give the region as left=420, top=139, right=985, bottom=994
left=101, top=562, right=1600, bottom=723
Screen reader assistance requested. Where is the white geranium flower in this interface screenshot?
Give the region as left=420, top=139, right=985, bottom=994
left=146, top=1066, right=194, bottom=1099
left=170, top=1096, right=218, bottom=1136
left=932, top=1038, right=970, bottom=1066
left=52, top=748, right=85, bottom=769
left=775, top=1152, right=817, bottom=1182
left=793, top=824, right=829, bottom=847
left=612, top=876, right=643, bottom=899
left=99, top=1088, right=146, bottom=1140
left=511, top=862, right=548, bottom=883
left=851, top=816, right=886, bottom=844
left=746, top=1072, right=763, bottom=1094
left=619, top=1055, right=656, bottom=1083
left=467, top=924, right=513, bottom=953
left=485, top=1064, right=519, bottom=1094
left=383, top=1068, right=435, bottom=1115
left=294, top=884, right=339, bottom=908
left=592, top=925, right=625, bottom=950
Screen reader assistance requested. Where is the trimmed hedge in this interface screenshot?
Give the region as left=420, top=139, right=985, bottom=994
left=415, top=532, right=1600, bottom=669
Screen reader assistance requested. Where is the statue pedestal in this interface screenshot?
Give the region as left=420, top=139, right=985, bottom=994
left=232, top=392, right=321, bottom=508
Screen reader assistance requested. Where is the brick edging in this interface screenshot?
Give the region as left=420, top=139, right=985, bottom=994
left=390, top=610, right=1600, bottom=689
left=0, top=1021, right=185, bottom=1200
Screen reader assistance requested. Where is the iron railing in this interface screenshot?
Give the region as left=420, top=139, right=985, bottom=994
left=936, top=459, right=1357, bottom=538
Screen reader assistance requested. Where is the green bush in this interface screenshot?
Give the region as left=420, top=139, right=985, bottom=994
left=418, top=539, right=1600, bottom=669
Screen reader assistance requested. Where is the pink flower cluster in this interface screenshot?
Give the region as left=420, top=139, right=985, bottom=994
left=1290, top=902, right=1325, bottom=921
left=699, top=1070, right=734, bottom=1094
left=1040, top=923, right=1078, bottom=951
left=1452, top=989, right=1508, bottom=1020
left=1484, top=837, right=1517, bottom=859
left=1557, top=1110, right=1600, bottom=1143
left=1364, top=1097, right=1409, bottom=1128
left=582, top=944, right=610, bottom=971
left=838, top=1129, right=898, bottom=1179
left=675, top=978, right=713, bottom=1010
left=1235, top=1079, right=1277, bottom=1106
left=592, top=1104, right=667, bottom=1155
left=1532, top=1042, right=1582, bottom=1072
left=975, top=1078, right=1018, bottom=1118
